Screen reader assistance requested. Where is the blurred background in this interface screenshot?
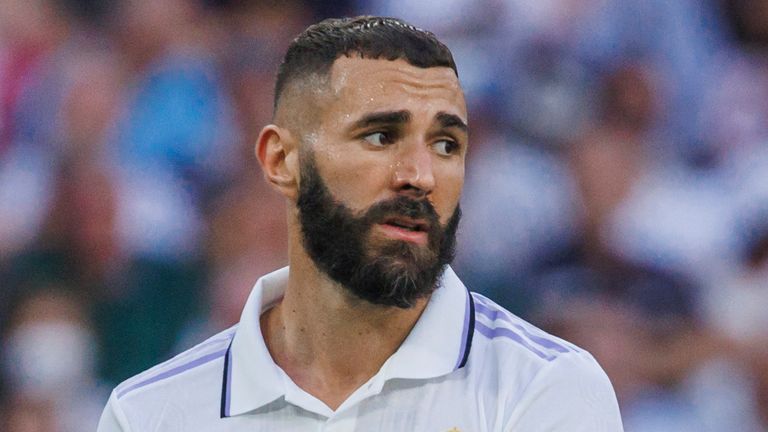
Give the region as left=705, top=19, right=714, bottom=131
left=0, top=0, right=767, bottom=430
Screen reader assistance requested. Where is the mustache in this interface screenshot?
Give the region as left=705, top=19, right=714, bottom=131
left=362, top=195, right=440, bottom=227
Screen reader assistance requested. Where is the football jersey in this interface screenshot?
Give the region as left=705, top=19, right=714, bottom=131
left=98, top=266, right=623, bottom=431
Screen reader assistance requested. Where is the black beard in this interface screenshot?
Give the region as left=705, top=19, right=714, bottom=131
left=296, top=151, right=461, bottom=308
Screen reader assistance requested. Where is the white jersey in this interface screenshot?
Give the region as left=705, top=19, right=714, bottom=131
left=98, top=266, right=623, bottom=431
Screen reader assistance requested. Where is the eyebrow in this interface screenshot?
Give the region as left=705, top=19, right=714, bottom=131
left=351, top=110, right=411, bottom=130
left=436, top=112, right=468, bottom=134
left=349, top=110, right=468, bottom=134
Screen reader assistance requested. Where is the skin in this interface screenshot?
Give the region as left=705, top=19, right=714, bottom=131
left=255, top=56, right=468, bottom=410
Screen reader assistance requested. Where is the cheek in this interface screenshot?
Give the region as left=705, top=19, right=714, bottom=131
left=332, top=173, right=390, bottom=209
left=315, top=153, right=394, bottom=211
left=434, top=165, right=464, bottom=222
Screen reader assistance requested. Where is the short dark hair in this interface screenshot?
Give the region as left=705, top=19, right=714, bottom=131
left=274, top=16, right=457, bottom=110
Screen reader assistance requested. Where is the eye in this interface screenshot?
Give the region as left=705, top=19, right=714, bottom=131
left=433, top=139, right=460, bottom=156
left=363, top=131, right=394, bottom=147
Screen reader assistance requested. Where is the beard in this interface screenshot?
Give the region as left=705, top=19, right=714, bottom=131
left=296, top=150, right=461, bottom=309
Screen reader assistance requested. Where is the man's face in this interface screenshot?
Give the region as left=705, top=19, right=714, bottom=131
left=295, top=57, right=468, bottom=308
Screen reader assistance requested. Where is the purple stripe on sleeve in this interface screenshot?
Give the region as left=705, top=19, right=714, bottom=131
left=115, top=329, right=237, bottom=397
left=117, top=349, right=228, bottom=399
left=475, top=321, right=555, bottom=361
left=474, top=298, right=571, bottom=354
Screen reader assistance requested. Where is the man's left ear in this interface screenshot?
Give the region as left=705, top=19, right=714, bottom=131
left=255, top=125, right=299, bottom=200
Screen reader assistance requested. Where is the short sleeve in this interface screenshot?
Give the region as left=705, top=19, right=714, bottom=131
left=97, top=391, right=133, bottom=432
left=504, top=351, right=624, bottom=431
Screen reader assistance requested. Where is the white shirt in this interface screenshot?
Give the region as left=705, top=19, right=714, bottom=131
left=98, top=266, right=623, bottom=431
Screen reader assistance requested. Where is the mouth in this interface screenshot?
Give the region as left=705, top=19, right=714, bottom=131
left=383, top=216, right=429, bottom=232
left=376, top=216, right=430, bottom=245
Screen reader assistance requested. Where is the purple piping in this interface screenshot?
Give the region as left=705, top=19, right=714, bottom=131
left=117, top=349, right=228, bottom=399
left=474, top=297, right=572, bottom=354
left=475, top=321, right=555, bottom=361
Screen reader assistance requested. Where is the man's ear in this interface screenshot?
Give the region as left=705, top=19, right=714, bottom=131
left=256, top=124, right=299, bottom=200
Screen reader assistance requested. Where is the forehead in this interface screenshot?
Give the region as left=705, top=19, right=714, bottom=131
left=319, top=56, right=467, bottom=128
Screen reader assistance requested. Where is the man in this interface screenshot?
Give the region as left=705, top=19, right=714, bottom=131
left=98, top=16, right=623, bottom=431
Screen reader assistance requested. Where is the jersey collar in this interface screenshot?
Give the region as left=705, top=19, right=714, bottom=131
left=221, top=265, right=475, bottom=418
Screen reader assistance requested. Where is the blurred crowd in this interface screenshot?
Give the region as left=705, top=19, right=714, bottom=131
left=0, top=0, right=766, bottom=430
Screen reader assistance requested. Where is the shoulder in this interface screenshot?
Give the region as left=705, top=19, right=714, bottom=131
left=470, top=292, right=583, bottom=367
left=467, top=293, right=623, bottom=430
left=115, top=325, right=236, bottom=400
left=103, top=326, right=237, bottom=430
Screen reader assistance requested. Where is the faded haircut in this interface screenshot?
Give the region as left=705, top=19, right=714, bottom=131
left=273, top=16, right=458, bottom=111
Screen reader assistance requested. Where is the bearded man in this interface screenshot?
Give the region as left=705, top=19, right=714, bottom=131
left=98, top=16, right=623, bottom=431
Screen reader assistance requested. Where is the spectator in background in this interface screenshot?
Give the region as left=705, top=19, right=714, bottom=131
left=530, top=263, right=764, bottom=432
left=106, top=0, right=239, bottom=260
left=568, top=63, right=657, bottom=267
left=698, top=0, right=768, bottom=160
left=1, top=287, right=107, bottom=432
left=0, top=0, right=209, bottom=387
left=607, top=0, right=768, bottom=281
left=702, top=215, right=768, bottom=430
left=0, top=0, right=115, bottom=261
left=4, top=157, right=206, bottom=386
left=0, top=0, right=70, bottom=152
left=109, top=0, right=239, bottom=184
left=0, top=0, right=120, bottom=333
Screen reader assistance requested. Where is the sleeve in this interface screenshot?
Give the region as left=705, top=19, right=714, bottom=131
left=97, top=391, right=133, bottom=432
left=504, top=352, right=624, bottom=432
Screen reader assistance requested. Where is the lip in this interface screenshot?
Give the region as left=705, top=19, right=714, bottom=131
left=383, top=216, right=429, bottom=231
left=375, top=222, right=429, bottom=245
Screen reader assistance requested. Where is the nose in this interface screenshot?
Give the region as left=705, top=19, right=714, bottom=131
left=392, top=143, right=435, bottom=196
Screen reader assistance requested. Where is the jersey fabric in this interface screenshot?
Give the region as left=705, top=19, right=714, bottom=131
left=97, top=266, right=624, bottom=431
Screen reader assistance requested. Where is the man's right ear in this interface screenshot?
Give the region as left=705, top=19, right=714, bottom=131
left=256, top=125, right=299, bottom=200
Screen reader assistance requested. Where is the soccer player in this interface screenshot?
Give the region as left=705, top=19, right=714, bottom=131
left=98, top=16, right=624, bottom=431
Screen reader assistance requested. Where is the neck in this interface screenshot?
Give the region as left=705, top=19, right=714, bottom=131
left=261, top=239, right=428, bottom=411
